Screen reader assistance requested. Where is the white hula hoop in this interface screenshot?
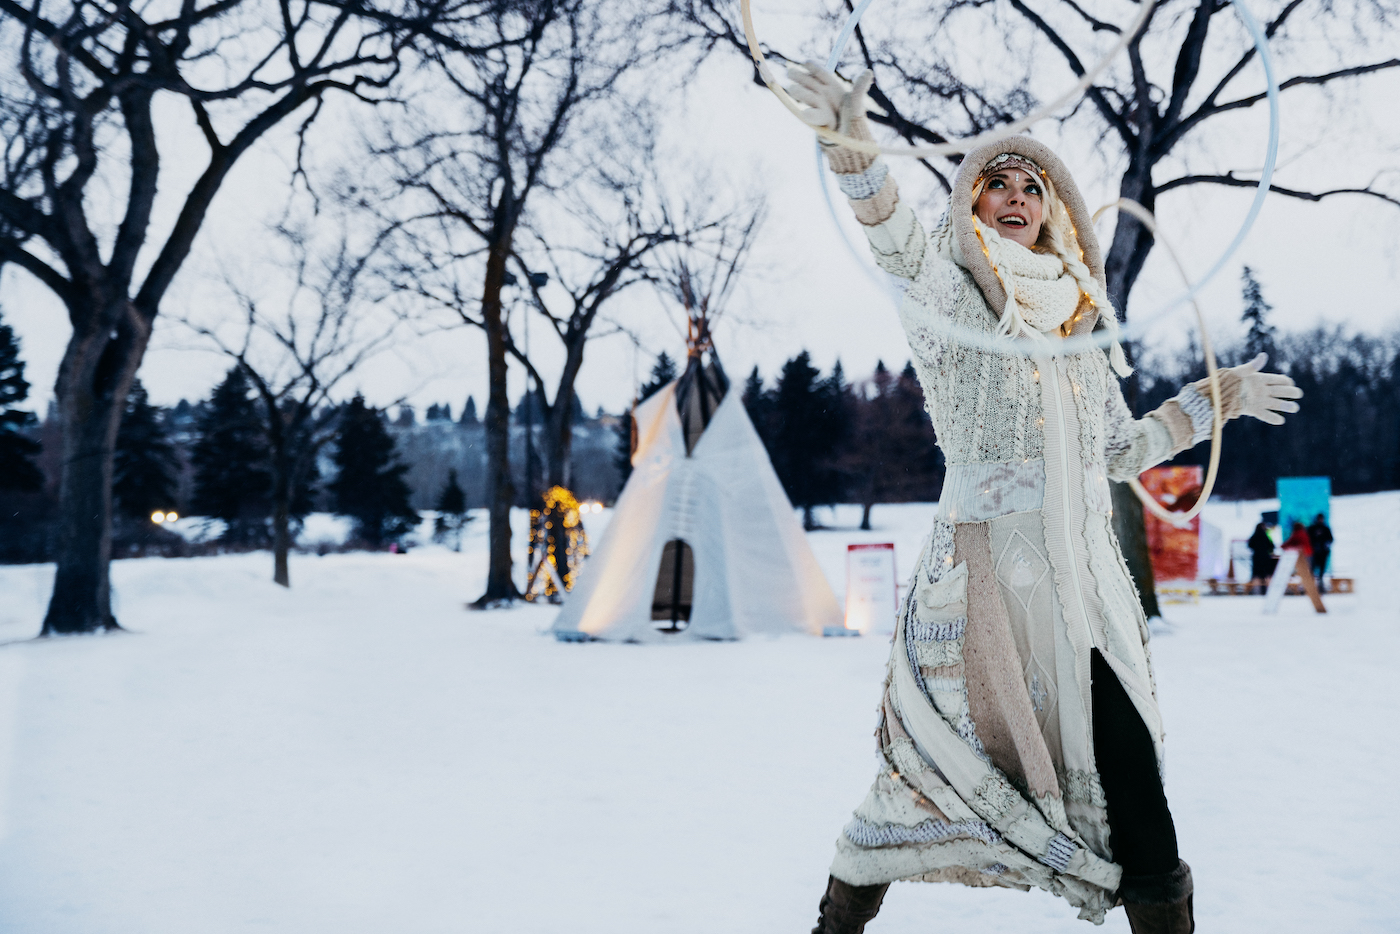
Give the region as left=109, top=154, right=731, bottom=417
left=803, top=0, right=1282, bottom=353
left=742, top=0, right=1283, bottom=523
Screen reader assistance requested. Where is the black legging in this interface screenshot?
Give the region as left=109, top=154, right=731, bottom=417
left=1090, top=648, right=1180, bottom=877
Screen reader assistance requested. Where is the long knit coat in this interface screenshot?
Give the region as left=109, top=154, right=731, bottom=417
left=826, top=138, right=1205, bottom=924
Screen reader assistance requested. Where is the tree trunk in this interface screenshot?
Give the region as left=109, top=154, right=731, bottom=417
left=474, top=240, right=520, bottom=606
left=543, top=404, right=572, bottom=493
left=1102, top=162, right=1162, bottom=619
left=271, top=461, right=292, bottom=588
left=42, top=309, right=146, bottom=634
left=272, top=503, right=291, bottom=587
left=1110, top=480, right=1161, bottom=620
left=1102, top=164, right=1158, bottom=328
left=544, top=345, right=585, bottom=492
left=860, top=501, right=873, bottom=531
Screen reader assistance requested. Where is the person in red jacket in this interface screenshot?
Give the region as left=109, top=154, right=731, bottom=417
left=1283, top=522, right=1313, bottom=557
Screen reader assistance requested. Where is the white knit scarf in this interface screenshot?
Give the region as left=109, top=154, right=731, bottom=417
left=974, top=221, right=1082, bottom=337
left=931, top=212, right=1081, bottom=338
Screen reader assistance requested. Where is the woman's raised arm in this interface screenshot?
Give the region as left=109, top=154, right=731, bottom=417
left=786, top=64, right=927, bottom=281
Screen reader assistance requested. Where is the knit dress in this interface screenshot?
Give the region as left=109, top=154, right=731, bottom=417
left=825, top=138, right=1212, bottom=924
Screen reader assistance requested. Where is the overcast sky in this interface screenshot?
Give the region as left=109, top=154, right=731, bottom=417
left=4, top=4, right=1398, bottom=418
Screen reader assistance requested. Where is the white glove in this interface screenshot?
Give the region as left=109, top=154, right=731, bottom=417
left=1233, top=353, right=1302, bottom=424
left=786, top=62, right=876, bottom=133
left=786, top=63, right=878, bottom=173
left=1193, top=353, right=1302, bottom=425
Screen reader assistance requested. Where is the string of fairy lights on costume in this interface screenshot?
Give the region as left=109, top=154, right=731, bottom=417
left=747, top=0, right=1281, bottom=521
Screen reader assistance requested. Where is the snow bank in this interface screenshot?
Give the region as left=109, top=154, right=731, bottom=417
left=0, top=494, right=1396, bottom=932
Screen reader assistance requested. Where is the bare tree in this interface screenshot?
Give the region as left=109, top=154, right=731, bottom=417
left=371, top=0, right=682, bottom=606
left=499, top=160, right=763, bottom=505
left=0, top=0, right=476, bottom=633
left=182, top=218, right=404, bottom=587
left=648, top=190, right=764, bottom=340
left=676, top=0, right=1400, bottom=616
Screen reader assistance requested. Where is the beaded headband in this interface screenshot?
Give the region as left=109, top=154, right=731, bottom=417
left=978, top=152, right=1046, bottom=182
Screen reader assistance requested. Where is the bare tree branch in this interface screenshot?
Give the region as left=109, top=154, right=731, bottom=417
left=1155, top=172, right=1400, bottom=207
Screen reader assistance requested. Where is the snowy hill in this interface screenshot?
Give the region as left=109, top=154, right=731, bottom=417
left=0, top=493, right=1396, bottom=932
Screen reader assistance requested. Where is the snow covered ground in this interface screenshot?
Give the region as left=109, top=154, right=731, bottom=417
left=0, top=494, right=1396, bottom=933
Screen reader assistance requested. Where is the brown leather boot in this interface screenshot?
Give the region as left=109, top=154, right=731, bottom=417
left=1119, top=860, right=1195, bottom=934
left=811, top=875, right=890, bottom=934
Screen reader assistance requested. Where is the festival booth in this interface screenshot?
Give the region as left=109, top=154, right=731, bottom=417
left=551, top=338, right=841, bottom=642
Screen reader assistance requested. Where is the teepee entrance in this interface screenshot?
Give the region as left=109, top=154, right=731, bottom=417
left=651, top=538, right=695, bottom=630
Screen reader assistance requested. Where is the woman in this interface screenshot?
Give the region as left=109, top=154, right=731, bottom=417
left=786, top=65, right=1302, bottom=933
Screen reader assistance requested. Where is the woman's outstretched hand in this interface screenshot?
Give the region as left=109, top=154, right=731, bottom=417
left=1224, top=353, right=1303, bottom=425
left=785, top=62, right=876, bottom=135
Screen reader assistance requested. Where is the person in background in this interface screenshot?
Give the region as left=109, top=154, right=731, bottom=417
left=1283, top=521, right=1313, bottom=559
left=1248, top=521, right=1276, bottom=594
left=1307, top=513, right=1333, bottom=592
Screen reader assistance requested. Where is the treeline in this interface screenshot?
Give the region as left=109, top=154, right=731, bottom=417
left=1, top=309, right=621, bottom=565
left=607, top=350, right=942, bottom=531
left=1137, top=270, right=1400, bottom=497
left=0, top=351, right=434, bottom=563
left=725, top=275, right=1400, bottom=524
left=742, top=353, right=942, bottom=530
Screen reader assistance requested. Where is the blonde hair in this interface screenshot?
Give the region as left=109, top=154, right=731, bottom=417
left=967, top=172, right=1133, bottom=377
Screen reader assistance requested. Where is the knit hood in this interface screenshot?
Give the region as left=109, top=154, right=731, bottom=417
left=948, top=137, right=1107, bottom=340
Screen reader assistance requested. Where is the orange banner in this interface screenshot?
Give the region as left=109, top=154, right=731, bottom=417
left=1140, top=466, right=1203, bottom=583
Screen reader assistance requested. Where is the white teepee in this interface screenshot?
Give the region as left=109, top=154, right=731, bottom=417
left=551, top=360, right=841, bottom=642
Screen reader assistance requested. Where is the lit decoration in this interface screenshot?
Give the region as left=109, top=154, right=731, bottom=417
left=166, top=511, right=179, bottom=522
left=151, top=511, right=166, bottom=524
left=525, top=486, right=591, bottom=603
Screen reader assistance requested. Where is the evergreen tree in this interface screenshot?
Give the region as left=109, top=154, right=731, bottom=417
left=394, top=404, right=416, bottom=427
left=615, top=351, right=681, bottom=482
left=771, top=351, right=845, bottom=529
left=0, top=315, right=42, bottom=491
left=645, top=351, right=679, bottom=397
left=331, top=395, right=419, bottom=548
left=893, top=362, right=942, bottom=495
left=741, top=365, right=774, bottom=449
left=460, top=396, right=479, bottom=425
left=112, top=380, right=179, bottom=520
left=191, top=367, right=272, bottom=544
left=1241, top=266, right=1277, bottom=362
left=432, top=468, right=471, bottom=551
left=839, top=360, right=942, bottom=528
left=819, top=359, right=853, bottom=503
left=515, top=386, right=536, bottom=423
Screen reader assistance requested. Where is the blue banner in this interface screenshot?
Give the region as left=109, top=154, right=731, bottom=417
left=1276, top=476, right=1330, bottom=536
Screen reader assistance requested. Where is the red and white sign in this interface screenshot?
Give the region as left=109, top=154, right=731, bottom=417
left=845, top=543, right=897, bottom=635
